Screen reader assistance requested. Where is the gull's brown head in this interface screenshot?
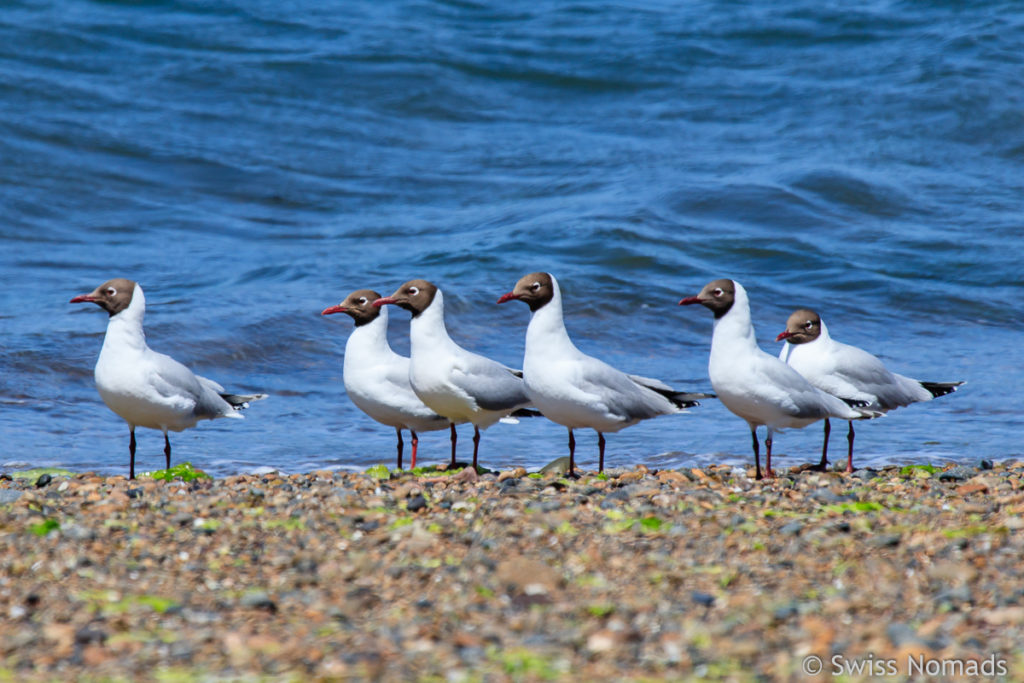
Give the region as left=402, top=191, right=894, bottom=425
left=373, top=279, right=438, bottom=317
left=70, top=278, right=137, bottom=317
left=322, top=289, right=383, bottom=326
left=497, top=272, right=554, bottom=312
left=776, top=309, right=822, bottom=344
left=679, top=278, right=736, bottom=319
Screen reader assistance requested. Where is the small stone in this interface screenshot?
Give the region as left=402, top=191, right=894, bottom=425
left=773, top=603, right=799, bottom=621
left=61, top=524, right=97, bottom=541
left=406, top=495, right=427, bottom=512
left=171, top=512, right=192, bottom=527
left=586, top=629, right=620, bottom=653
left=126, top=488, right=143, bottom=499
left=0, top=489, right=23, bottom=504
left=35, top=474, right=52, bottom=488
left=935, top=585, right=972, bottom=608
left=886, top=622, right=922, bottom=647
left=937, top=466, right=974, bottom=482
left=691, top=591, right=715, bottom=608
left=453, top=467, right=478, bottom=484
left=240, top=591, right=277, bottom=611
left=811, top=490, right=846, bottom=504
left=869, top=533, right=901, bottom=548
left=497, top=556, right=559, bottom=595
left=497, top=467, right=527, bottom=483
left=539, top=457, right=571, bottom=475
left=980, top=459, right=994, bottom=470
left=657, top=470, right=687, bottom=486
left=779, top=521, right=803, bottom=536
left=75, top=625, right=107, bottom=646
left=392, top=483, right=421, bottom=500
left=980, top=607, right=1024, bottom=625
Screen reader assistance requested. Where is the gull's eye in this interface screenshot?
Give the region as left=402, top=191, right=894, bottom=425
left=358, top=297, right=367, bottom=305
left=804, top=321, right=814, bottom=330
left=408, top=286, right=420, bottom=296
left=530, top=282, right=540, bottom=291
left=712, top=288, right=723, bottom=297
left=106, top=287, right=117, bottom=296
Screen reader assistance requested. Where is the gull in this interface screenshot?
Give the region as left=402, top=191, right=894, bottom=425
left=498, top=272, right=712, bottom=476
left=679, top=279, right=877, bottom=479
left=373, top=279, right=532, bottom=470
left=322, top=289, right=450, bottom=469
left=777, top=308, right=964, bottom=472
left=70, top=278, right=266, bottom=479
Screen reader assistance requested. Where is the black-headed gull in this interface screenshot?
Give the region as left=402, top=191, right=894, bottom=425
left=373, top=279, right=532, bottom=470
left=776, top=308, right=963, bottom=473
left=498, top=272, right=712, bottom=476
left=322, top=289, right=450, bottom=470
left=679, top=279, right=877, bottom=479
left=70, top=278, right=266, bottom=479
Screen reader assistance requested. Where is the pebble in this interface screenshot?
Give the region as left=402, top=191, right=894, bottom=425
left=886, top=622, right=923, bottom=648
left=0, top=489, right=23, bottom=504
left=691, top=592, right=716, bottom=608
left=539, top=457, right=571, bottom=475
left=869, top=533, right=902, bottom=548
left=938, top=466, right=975, bottom=482
left=239, top=591, right=277, bottom=611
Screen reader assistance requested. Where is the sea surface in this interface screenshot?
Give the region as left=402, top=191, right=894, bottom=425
left=1, top=0, right=1021, bottom=477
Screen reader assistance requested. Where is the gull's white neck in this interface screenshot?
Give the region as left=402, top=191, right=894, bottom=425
left=346, top=305, right=394, bottom=361
left=101, top=283, right=148, bottom=355
left=408, top=289, right=460, bottom=357
left=525, top=276, right=578, bottom=357
left=710, top=282, right=759, bottom=362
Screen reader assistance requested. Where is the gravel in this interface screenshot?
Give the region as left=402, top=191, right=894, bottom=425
left=1, top=460, right=1023, bottom=679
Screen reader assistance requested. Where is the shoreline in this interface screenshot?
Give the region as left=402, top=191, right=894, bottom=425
left=2, top=460, right=1023, bottom=680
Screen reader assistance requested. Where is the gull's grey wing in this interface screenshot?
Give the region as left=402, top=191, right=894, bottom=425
left=450, top=353, right=530, bottom=412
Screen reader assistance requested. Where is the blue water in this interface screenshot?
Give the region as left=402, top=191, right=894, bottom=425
left=2, top=1, right=1021, bottom=477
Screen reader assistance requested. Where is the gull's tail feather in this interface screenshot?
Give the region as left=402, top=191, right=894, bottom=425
left=220, top=392, right=269, bottom=410
left=633, top=375, right=716, bottom=409
left=920, top=381, right=964, bottom=399
left=509, top=407, right=543, bottom=418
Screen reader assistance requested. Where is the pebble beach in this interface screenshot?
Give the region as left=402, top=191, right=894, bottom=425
left=2, top=458, right=1022, bottom=681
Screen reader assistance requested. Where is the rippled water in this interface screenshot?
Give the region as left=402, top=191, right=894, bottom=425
left=2, top=1, right=1021, bottom=476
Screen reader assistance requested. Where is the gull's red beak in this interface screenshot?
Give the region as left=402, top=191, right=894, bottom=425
left=496, top=292, right=519, bottom=304
left=321, top=305, right=347, bottom=316
left=372, top=297, right=397, bottom=308
left=678, top=296, right=703, bottom=306
left=70, top=294, right=97, bottom=304
left=775, top=331, right=793, bottom=343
